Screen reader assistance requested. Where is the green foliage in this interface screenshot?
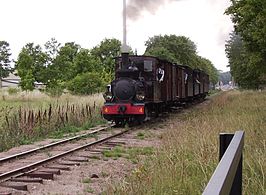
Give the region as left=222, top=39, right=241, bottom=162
left=44, top=38, right=61, bottom=64
left=50, top=42, right=80, bottom=82
left=145, top=35, right=197, bottom=66
left=82, top=178, right=91, bottom=184
left=196, top=57, right=219, bottom=84
left=73, top=48, right=101, bottom=74
left=226, top=1, right=266, bottom=88
left=20, top=70, right=35, bottom=91
left=15, top=43, right=48, bottom=91
left=225, top=32, right=261, bottom=89
left=0, top=41, right=12, bottom=83
left=91, top=38, right=124, bottom=83
left=144, top=35, right=218, bottom=83
left=15, top=39, right=121, bottom=94
left=67, top=72, right=104, bottom=95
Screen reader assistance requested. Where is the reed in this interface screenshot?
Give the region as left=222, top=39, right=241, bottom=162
left=0, top=91, right=105, bottom=151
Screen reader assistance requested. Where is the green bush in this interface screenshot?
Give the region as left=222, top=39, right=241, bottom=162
left=67, top=72, right=105, bottom=95
left=7, top=87, right=20, bottom=95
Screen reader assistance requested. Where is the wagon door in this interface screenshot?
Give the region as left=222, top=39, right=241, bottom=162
left=172, top=65, right=177, bottom=101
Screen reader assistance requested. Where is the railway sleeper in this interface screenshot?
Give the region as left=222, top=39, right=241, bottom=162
left=1, top=182, right=28, bottom=191
left=45, top=165, right=71, bottom=171
left=0, top=192, right=12, bottom=195
left=38, top=168, right=61, bottom=175
left=96, top=146, right=112, bottom=150
left=65, top=157, right=88, bottom=163
left=57, top=161, right=80, bottom=166
left=25, top=172, right=54, bottom=180
left=10, top=177, right=43, bottom=184
left=86, top=149, right=105, bottom=153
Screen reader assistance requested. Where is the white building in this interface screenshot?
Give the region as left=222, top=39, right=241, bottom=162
left=0, top=73, right=44, bottom=89
left=1, top=73, right=20, bottom=88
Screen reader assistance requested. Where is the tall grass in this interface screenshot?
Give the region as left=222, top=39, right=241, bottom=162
left=0, top=91, right=105, bottom=152
left=109, top=90, right=266, bottom=195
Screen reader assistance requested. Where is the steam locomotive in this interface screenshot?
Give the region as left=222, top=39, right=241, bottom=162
left=102, top=53, right=209, bottom=125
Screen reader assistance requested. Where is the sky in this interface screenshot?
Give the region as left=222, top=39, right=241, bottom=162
left=0, top=0, right=233, bottom=72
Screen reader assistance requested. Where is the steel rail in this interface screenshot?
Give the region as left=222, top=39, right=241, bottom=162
left=0, top=128, right=127, bottom=183
left=0, top=124, right=114, bottom=164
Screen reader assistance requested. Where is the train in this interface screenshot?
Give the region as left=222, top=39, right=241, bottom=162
left=102, top=53, right=209, bottom=125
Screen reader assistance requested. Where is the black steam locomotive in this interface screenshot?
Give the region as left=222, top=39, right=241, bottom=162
left=102, top=53, right=209, bottom=125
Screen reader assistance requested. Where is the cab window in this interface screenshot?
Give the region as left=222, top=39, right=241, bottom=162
left=144, top=60, right=153, bottom=72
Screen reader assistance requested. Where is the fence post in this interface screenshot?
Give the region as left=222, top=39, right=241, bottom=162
left=219, top=133, right=243, bottom=195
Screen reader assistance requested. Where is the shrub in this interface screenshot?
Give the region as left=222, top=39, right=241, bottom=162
left=67, top=72, right=105, bottom=95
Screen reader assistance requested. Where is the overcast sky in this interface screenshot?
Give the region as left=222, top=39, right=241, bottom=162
left=0, top=0, right=233, bottom=72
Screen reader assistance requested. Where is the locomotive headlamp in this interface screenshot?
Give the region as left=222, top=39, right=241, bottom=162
left=136, top=93, right=145, bottom=101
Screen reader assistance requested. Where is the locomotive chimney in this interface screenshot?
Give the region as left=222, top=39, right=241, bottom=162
left=121, top=0, right=130, bottom=70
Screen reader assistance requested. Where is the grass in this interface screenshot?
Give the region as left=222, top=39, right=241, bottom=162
left=82, top=177, right=91, bottom=184
left=136, top=132, right=145, bottom=140
left=0, top=90, right=105, bottom=152
left=108, top=90, right=266, bottom=194
left=85, top=186, right=94, bottom=193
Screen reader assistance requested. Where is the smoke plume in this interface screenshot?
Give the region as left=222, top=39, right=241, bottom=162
left=127, top=0, right=179, bottom=20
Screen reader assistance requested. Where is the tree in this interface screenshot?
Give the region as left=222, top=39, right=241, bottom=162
left=144, top=34, right=218, bottom=83
left=20, top=70, right=35, bottom=91
left=226, top=0, right=266, bottom=87
left=49, top=42, right=80, bottom=85
left=73, top=48, right=101, bottom=75
left=15, top=43, right=48, bottom=91
left=197, top=57, right=219, bottom=84
left=0, top=41, right=12, bottom=88
left=145, top=35, right=198, bottom=67
left=67, top=72, right=104, bottom=95
left=44, top=38, right=61, bottom=66
left=225, top=32, right=261, bottom=88
left=91, top=38, right=122, bottom=83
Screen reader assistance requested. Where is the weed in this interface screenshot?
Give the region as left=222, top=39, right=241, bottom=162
left=82, top=178, right=91, bottom=184
left=85, top=186, right=94, bottom=193
left=136, top=132, right=145, bottom=140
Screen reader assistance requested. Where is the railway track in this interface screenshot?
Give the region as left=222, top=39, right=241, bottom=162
left=0, top=124, right=130, bottom=194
